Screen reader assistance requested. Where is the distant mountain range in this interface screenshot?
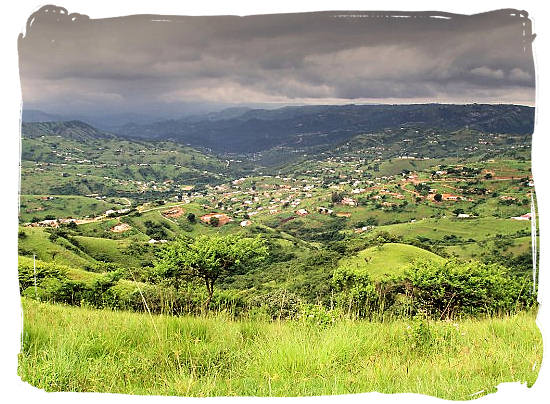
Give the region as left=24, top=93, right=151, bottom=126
left=22, top=104, right=534, bottom=154
left=113, top=104, right=535, bottom=153
left=22, top=109, right=168, bottom=131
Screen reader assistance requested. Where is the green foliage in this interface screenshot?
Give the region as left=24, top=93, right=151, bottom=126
left=18, top=257, right=68, bottom=292
left=332, top=266, right=379, bottom=317
left=297, top=303, right=341, bottom=328
left=403, top=260, right=535, bottom=318
left=144, top=220, right=169, bottom=240
left=154, top=234, right=268, bottom=308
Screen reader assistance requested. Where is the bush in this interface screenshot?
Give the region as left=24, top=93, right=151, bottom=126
left=332, top=266, right=380, bottom=318
left=403, top=260, right=535, bottom=318
left=18, top=257, right=68, bottom=292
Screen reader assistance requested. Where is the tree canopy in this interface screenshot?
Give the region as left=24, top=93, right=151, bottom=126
left=154, top=234, right=268, bottom=309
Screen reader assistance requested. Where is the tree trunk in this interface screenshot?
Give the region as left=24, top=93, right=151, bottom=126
left=204, top=279, right=214, bottom=312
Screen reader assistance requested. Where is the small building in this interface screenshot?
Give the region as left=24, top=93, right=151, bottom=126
left=511, top=213, right=532, bottom=221
left=317, top=207, right=333, bottom=215
left=240, top=220, right=252, bottom=227
left=341, top=197, right=357, bottom=207
left=295, top=209, right=309, bottom=216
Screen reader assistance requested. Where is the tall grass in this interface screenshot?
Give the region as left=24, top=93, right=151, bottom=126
left=18, top=298, right=542, bottom=399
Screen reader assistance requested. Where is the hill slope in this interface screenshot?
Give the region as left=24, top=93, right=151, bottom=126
left=114, top=104, right=534, bottom=153
left=337, top=243, right=446, bottom=281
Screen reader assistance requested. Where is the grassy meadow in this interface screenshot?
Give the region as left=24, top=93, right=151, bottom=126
left=19, top=299, right=541, bottom=399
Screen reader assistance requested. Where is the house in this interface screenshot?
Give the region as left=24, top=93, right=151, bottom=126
left=317, top=207, right=333, bottom=215
left=441, top=194, right=462, bottom=201
left=457, top=213, right=470, bottom=218
left=240, top=220, right=252, bottom=227
left=148, top=239, right=168, bottom=244
left=341, top=197, right=357, bottom=207
left=295, top=209, right=309, bottom=216
left=354, top=226, right=372, bottom=234
left=511, top=213, right=532, bottom=221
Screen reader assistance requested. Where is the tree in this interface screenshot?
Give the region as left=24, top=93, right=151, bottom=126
left=186, top=213, right=196, bottom=223
left=434, top=193, right=443, bottom=202
left=209, top=216, right=220, bottom=227
left=154, top=235, right=268, bottom=309
left=331, top=191, right=343, bottom=204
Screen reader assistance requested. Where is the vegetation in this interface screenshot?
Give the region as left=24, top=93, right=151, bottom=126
left=19, top=299, right=541, bottom=399
left=154, top=235, right=268, bottom=309
left=17, top=107, right=540, bottom=398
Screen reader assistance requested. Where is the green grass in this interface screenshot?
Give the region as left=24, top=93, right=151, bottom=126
left=337, top=243, right=445, bottom=280
left=18, top=227, right=96, bottom=268
left=19, top=299, right=542, bottom=399
left=378, top=217, right=530, bottom=241
left=19, top=194, right=127, bottom=223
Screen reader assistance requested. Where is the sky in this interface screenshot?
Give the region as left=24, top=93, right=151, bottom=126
left=18, top=5, right=536, bottom=117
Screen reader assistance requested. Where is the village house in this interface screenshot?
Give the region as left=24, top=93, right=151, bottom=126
left=511, top=213, right=532, bottom=221
left=441, top=194, right=462, bottom=201
left=317, top=207, right=333, bottom=215
left=148, top=239, right=168, bottom=244
left=341, top=197, right=357, bottom=207
left=295, top=209, right=309, bottom=216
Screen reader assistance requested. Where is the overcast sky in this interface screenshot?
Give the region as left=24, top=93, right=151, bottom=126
left=18, top=6, right=536, bottom=116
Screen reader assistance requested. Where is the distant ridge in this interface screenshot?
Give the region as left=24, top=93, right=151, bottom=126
left=21, top=120, right=114, bottom=141
left=112, top=104, right=535, bottom=153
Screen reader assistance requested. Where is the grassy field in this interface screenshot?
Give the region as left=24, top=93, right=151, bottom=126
left=19, top=299, right=541, bottom=399
left=379, top=217, right=530, bottom=241
left=337, top=243, right=445, bottom=280
left=18, top=227, right=96, bottom=268
left=19, top=194, right=127, bottom=223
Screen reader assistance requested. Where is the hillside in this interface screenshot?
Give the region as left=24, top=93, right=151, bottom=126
left=21, top=120, right=114, bottom=141
left=20, top=121, right=240, bottom=200
left=337, top=243, right=446, bottom=281
left=113, top=104, right=535, bottom=153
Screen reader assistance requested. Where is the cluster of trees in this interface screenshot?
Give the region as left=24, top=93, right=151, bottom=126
left=333, top=260, right=535, bottom=319
left=19, top=230, right=537, bottom=320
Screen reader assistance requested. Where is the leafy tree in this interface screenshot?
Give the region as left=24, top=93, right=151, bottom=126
left=209, top=217, right=220, bottom=227
left=331, top=191, right=344, bottom=204
left=154, top=235, right=268, bottom=309
left=186, top=213, right=196, bottom=223
left=434, top=193, right=443, bottom=202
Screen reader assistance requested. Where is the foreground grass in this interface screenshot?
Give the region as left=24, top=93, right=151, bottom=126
left=19, top=299, right=542, bottom=399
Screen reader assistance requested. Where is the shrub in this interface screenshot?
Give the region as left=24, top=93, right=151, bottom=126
left=403, top=260, right=535, bottom=318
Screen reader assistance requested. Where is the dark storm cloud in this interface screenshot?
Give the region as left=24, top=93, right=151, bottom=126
left=18, top=6, right=536, bottom=114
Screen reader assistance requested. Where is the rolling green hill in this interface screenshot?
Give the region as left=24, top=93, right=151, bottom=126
left=337, top=243, right=446, bottom=281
